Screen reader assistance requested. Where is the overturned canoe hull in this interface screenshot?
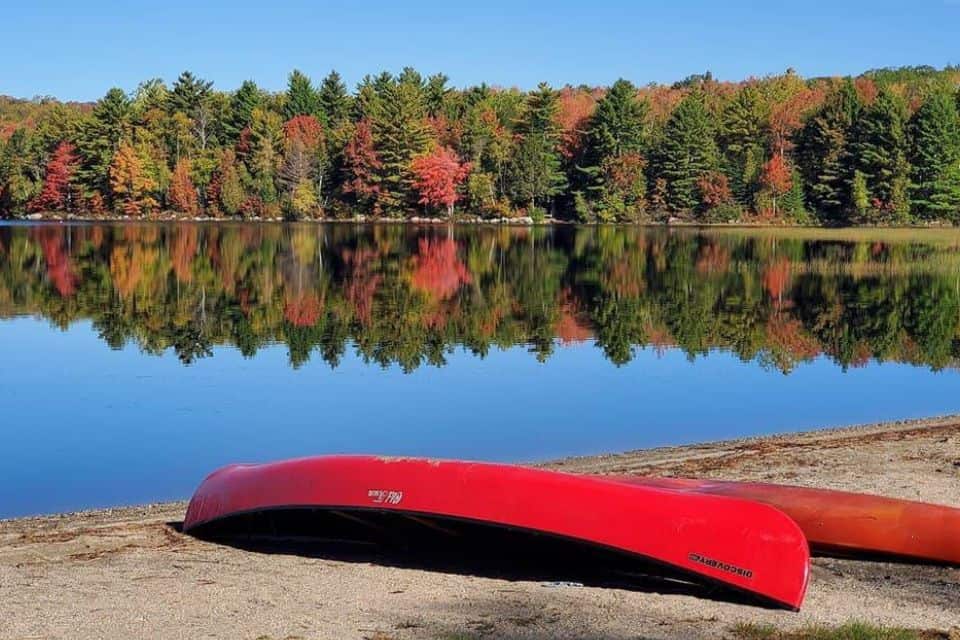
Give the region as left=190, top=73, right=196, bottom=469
left=184, top=456, right=810, bottom=609
left=606, top=476, right=960, bottom=565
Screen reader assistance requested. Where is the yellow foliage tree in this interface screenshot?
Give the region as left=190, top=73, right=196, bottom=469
left=110, top=142, right=158, bottom=216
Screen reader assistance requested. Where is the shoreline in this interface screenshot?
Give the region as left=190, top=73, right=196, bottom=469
left=3, top=212, right=959, bottom=230
left=2, top=415, right=959, bottom=638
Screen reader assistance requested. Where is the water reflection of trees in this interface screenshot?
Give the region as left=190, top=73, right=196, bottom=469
left=1, top=223, right=959, bottom=373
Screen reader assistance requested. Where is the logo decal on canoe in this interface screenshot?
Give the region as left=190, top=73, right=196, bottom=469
left=368, top=489, right=404, bottom=505
left=688, top=553, right=753, bottom=579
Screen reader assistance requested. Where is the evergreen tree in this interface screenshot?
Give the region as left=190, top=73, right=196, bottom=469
left=506, top=82, right=567, bottom=211
left=75, top=87, right=132, bottom=196
left=852, top=88, right=910, bottom=220
left=797, top=80, right=861, bottom=222
left=284, top=70, right=319, bottom=120
left=226, top=80, right=262, bottom=141
left=578, top=79, right=648, bottom=218
left=318, top=71, right=352, bottom=126
left=425, top=73, right=452, bottom=117
left=370, top=80, right=432, bottom=213
left=719, top=85, right=767, bottom=205
left=168, top=71, right=213, bottom=115
left=653, top=92, right=719, bottom=212
left=908, top=89, right=960, bottom=220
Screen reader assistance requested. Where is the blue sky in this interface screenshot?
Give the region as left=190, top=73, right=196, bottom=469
left=4, top=1, right=958, bottom=101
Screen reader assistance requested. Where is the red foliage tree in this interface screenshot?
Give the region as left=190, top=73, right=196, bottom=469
left=168, top=158, right=199, bottom=216
left=29, top=142, right=78, bottom=212
left=410, top=146, right=472, bottom=215
left=697, top=171, right=732, bottom=209
left=342, top=119, right=382, bottom=210
left=283, top=114, right=324, bottom=150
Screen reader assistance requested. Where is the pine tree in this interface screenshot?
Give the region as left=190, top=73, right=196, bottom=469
left=370, top=80, right=432, bottom=213
left=908, top=89, right=960, bottom=220
left=852, top=88, right=910, bottom=219
left=284, top=70, right=319, bottom=120
left=797, top=80, right=861, bottom=222
left=579, top=79, right=648, bottom=218
left=226, top=80, right=262, bottom=141
left=720, top=85, right=767, bottom=205
left=425, top=73, right=452, bottom=117
left=76, top=88, right=132, bottom=196
left=653, top=92, right=719, bottom=212
left=318, top=71, right=352, bottom=126
left=168, top=71, right=213, bottom=115
left=506, top=82, right=567, bottom=211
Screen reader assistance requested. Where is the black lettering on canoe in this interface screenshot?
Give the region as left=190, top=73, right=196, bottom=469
left=688, top=552, right=754, bottom=579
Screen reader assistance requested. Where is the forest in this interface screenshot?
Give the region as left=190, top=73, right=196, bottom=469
left=2, top=224, right=959, bottom=372
left=0, top=65, right=959, bottom=224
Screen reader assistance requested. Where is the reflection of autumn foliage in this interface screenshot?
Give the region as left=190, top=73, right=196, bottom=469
left=556, top=289, right=592, bottom=344
left=410, top=237, right=472, bottom=300
left=110, top=244, right=156, bottom=299
left=342, top=246, right=382, bottom=325
left=603, top=258, right=645, bottom=297
left=171, top=225, right=198, bottom=283
left=284, top=291, right=323, bottom=327
left=696, top=242, right=730, bottom=274
left=765, top=315, right=821, bottom=362
left=33, top=227, right=77, bottom=297
left=644, top=322, right=675, bottom=357
left=762, top=257, right=792, bottom=302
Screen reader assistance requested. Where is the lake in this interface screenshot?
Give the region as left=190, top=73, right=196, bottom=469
left=2, top=222, right=960, bottom=518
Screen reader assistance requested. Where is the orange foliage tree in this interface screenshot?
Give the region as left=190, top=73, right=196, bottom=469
left=168, top=158, right=199, bottom=216
left=760, top=155, right=792, bottom=217
left=109, top=142, right=157, bottom=216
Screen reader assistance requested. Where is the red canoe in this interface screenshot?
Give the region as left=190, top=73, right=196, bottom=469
left=605, top=476, right=960, bottom=565
left=184, top=456, right=810, bottom=609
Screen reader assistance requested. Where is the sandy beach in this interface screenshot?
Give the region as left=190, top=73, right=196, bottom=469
left=2, top=416, right=959, bottom=639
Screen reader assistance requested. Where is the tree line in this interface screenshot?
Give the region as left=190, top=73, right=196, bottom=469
left=1, top=65, right=959, bottom=224
left=2, top=224, right=959, bottom=371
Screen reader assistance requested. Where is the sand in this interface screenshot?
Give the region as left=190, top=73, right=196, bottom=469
left=2, top=416, right=959, bottom=639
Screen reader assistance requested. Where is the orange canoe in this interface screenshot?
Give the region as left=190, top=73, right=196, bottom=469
left=604, top=476, right=960, bottom=565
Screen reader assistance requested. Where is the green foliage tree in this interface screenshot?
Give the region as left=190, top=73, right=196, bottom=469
left=652, top=92, right=719, bottom=212
left=578, top=79, right=648, bottom=220
left=797, top=80, right=861, bottom=222
left=851, top=88, right=910, bottom=221
left=75, top=88, right=132, bottom=197
left=226, top=80, right=262, bottom=141
left=284, top=70, right=319, bottom=120
left=318, top=71, right=352, bottom=126
left=507, top=82, right=567, bottom=211
left=908, top=89, right=960, bottom=220
left=370, top=79, right=432, bottom=213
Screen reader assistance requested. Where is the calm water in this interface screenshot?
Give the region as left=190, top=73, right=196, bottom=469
left=3, top=222, right=960, bottom=518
